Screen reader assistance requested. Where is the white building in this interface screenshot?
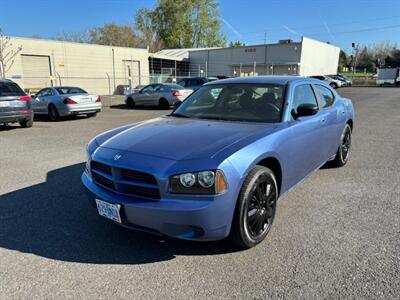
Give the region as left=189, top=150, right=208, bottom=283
left=187, top=37, right=340, bottom=77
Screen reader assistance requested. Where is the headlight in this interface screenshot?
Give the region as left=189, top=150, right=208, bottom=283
left=85, top=138, right=99, bottom=178
left=170, top=170, right=227, bottom=194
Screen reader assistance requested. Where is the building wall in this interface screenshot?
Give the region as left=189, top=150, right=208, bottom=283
left=6, top=37, right=149, bottom=95
left=299, top=37, right=340, bottom=76
left=189, top=37, right=339, bottom=77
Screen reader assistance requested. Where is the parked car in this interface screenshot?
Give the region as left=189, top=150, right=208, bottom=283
left=82, top=76, right=354, bottom=248
left=177, top=77, right=218, bottom=90
left=31, top=86, right=102, bottom=121
left=0, top=79, right=33, bottom=128
left=309, top=75, right=344, bottom=89
left=327, top=74, right=352, bottom=86
left=376, top=68, right=400, bottom=86
left=124, top=83, right=192, bottom=109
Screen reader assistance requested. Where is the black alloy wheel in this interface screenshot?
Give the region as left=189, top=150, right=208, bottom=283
left=231, top=165, right=277, bottom=248
left=331, top=123, right=352, bottom=167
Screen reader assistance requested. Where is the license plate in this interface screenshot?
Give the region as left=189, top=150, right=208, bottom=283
left=79, top=98, right=91, bottom=103
left=0, top=102, right=10, bottom=107
left=95, top=199, right=121, bottom=223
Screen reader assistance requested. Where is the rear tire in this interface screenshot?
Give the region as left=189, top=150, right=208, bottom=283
left=48, top=104, right=60, bottom=121
left=87, top=112, right=97, bottom=118
left=126, top=97, right=135, bottom=108
left=158, top=98, right=170, bottom=109
left=330, top=124, right=352, bottom=167
left=230, top=165, right=277, bottom=249
left=20, top=118, right=33, bottom=128
left=329, top=82, right=338, bottom=89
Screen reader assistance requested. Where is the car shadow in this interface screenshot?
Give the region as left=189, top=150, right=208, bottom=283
left=0, top=163, right=241, bottom=265
left=33, top=114, right=91, bottom=122
left=0, top=124, right=21, bottom=131
left=110, top=104, right=172, bottom=111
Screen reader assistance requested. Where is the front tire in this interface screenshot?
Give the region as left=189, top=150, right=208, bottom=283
left=126, top=97, right=135, bottom=108
left=230, top=165, right=277, bottom=249
left=331, top=124, right=352, bottom=167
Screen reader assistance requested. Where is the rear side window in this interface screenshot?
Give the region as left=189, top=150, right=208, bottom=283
left=0, top=82, right=25, bottom=97
left=56, top=87, right=87, bottom=94
left=315, top=85, right=335, bottom=108
left=292, top=84, right=318, bottom=111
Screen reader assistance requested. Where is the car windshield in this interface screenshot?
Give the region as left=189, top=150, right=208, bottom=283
left=56, top=87, right=87, bottom=94
left=0, top=82, right=25, bottom=97
left=171, top=84, right=285, bottom=123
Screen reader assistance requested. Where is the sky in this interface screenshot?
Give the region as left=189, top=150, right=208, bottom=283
left=2, top=0, right=400, bottom=53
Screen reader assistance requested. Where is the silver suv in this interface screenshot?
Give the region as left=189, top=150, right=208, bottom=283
left=0, top=79, right=33, bottom=128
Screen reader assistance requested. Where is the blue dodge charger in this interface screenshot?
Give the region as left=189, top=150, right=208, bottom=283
left=82, top=76, right=354, bottom=248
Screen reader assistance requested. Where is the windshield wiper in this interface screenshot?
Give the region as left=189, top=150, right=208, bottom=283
left=169, top=112, right=190, bottom=118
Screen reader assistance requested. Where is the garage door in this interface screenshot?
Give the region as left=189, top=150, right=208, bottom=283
left=21, top=55, right=52, bottom=89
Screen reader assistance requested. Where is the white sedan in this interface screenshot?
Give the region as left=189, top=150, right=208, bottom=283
left=125, top=83, right=192, bottom=109
left=32, top=86, right=102, bottom=121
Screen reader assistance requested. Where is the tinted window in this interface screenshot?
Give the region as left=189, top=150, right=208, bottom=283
left=315, top=85, right=335, bottom=108
left=0, top=82, right=25, bottom=97
left=173, top=84, right=285, bottom=123
left=141, top=85, right=156, bottom=93
left=292, top=84, right=318, bottom=112
left=56, top=87, right=87, bottom=94
left=41, top=88, right=54, bottom=96
left=177, top=80, right=187, bottom=87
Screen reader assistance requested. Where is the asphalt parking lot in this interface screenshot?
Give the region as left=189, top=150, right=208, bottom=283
left=0, top=87, right=399, bottom=299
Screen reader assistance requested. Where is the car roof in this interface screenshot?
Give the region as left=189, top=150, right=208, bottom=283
left=205, top=75, right=317, bottom=86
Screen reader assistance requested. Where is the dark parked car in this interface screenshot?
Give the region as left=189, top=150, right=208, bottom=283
left=177, top=77, right=218, bottom=90
left=0, top=79, right=33, bottom=128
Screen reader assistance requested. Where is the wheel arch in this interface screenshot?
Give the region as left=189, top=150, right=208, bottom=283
left=255, top=156, right=282, bottom=196
left=346, top=118, right=353, bottom=131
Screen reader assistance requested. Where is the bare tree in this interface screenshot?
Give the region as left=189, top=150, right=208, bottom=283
left=0, top=28, right=22, bottom=79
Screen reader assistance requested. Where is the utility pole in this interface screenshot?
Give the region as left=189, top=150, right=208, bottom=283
left=352, top=42, right=359, bottom=76
left=264, top=31, right=267, bottom=44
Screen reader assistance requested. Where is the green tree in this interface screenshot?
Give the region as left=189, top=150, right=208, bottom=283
left=357, top=46, right=374, bottom=71
left=229, top=40, right=245, bottom=48
left=134, top=8, right=162, bottom=52
left=137, top=0, right=226, bottom=50
left=338, top=50, right=348, bottom=72
left=89, top=23, right=144, bottom=48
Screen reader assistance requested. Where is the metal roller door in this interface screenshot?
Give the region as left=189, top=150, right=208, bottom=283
left=21, top=55, right=52, bottom=89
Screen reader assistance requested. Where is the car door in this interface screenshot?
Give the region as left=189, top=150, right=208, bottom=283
left=136, top=85, right=155, bottom=106
left=284, top=83, right=327, bottom=187
left=32, top=88, right=51, bottom=113
left=313, top=84, right=345, bottom=159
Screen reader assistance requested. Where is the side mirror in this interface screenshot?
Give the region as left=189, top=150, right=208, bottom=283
left=174, top=101, right=183, bottom=110
left=292, top=103, right=318, bottom=119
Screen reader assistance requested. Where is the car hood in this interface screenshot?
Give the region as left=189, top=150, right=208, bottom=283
left=97, top=117, right=279, bottom=161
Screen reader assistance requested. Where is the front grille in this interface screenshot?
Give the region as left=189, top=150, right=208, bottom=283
left=90, top=161, right=160, bottom=200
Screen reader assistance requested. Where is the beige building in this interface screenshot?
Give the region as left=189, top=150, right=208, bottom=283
left=6, top=36, right=150, bottom=95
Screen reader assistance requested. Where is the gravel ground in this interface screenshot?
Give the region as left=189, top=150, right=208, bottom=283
left=0, top=87, right=399, bottom=299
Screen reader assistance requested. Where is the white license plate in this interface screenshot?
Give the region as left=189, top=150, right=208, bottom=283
left=95, top=199, right=121, bottom=223
left=79, top=98, right=91, bottom=103
left=0, top=102, right=10, bottom=107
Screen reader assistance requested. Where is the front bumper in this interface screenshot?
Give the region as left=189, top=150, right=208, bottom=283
left=82, top=171, right=235, bottom=241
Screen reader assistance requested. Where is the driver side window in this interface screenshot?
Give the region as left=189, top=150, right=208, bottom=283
left=292, top=84, right=318, bottom=112
left=141, top=85, right=155, bottom=94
